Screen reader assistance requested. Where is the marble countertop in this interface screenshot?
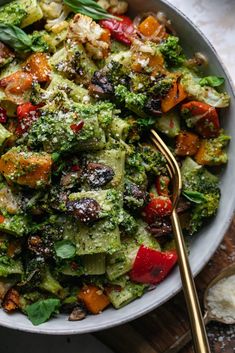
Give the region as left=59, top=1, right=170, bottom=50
left=168, top=0, right=235, bottom=82
left=0, top=1, right=234, bottom=352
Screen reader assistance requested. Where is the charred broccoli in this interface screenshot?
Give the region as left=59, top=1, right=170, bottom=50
left=159, top=36, right=185, bottom=67
left=181, top=157, right=221, bottom=234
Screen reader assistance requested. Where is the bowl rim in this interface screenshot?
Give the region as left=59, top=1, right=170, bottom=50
left=0, top=0, right=235, bottom=335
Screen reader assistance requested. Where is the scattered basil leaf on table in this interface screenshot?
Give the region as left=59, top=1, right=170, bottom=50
left=54, top=240, right=76, bottom=259
left=183, top=190, right=206, bottom=204
left=199, top=76, right=225, bottom=87
left=25, top=299, right=61, bottom=326
left=63, top=0, right=120, bottom=20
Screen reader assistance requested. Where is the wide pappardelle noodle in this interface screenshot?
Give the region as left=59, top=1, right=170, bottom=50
left=0, top=0, right=230, bottom=325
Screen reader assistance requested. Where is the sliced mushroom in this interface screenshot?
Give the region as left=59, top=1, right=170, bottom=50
left=176, top=197, right=191, bottom=214
left=146, top=217, right=172, bottom=238
left=89, top=71, right=113, bottom=98
left=68, top=305, right=87, bottom=321
left=60, top=171, right=81, bottom=189
left=85, top=163, right=115, bottom=188
left=67, top=198, right=101, bottom=223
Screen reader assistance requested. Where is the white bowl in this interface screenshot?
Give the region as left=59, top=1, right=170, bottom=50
left=1, top=0, right=235, bottom=335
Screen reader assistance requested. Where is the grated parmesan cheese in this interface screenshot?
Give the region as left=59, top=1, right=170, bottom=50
left=207, top=274, right=235, bottom=324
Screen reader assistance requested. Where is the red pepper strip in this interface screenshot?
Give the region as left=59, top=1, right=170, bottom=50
left=71, top=165, right=80, bottom=172
left=155, top=176, right=170, bottom=196
left=16, top=102, right=41, bottom=135
left=0, top=215, right=5, bottom=224
left=70, top=120, right=84, bottom=133
left=0, top=107, right=7, bottom=123
left=181, top=101, right=220, bottom=138
left=142, top=196, right=172, bottom=224
left=130, top=245, right=178, bottom=285
left=99, top=15, right=134, bottom=46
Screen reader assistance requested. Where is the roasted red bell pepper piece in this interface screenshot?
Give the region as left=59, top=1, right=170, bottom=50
left=156, top=176, right=170, bottom=196
left=0, top=107, right=7, bottom=123
left=70, top=120, right=84, bottom=133
left=130, top=245, right=178, bottom=284
left=16, top=102, right=41, bottom=135
left=142, top=196, right=172, bottom=224
left=181, top=101, right=220, bottom=138
left=0, top=215, right=5, bottom=224
left=99, top=15, right=134, bottom=46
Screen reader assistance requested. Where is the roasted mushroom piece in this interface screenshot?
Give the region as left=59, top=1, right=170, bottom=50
left=68, top=305, right=87, bottom=321
left=124, top=181, right=149, bottom=209
left=146, top=217, right=172, bottom=238
left=89, top=71, right=114, bottom=99
left=67, top=198, right=101, bottom=223
left=85, top=162, right=115, bottom=188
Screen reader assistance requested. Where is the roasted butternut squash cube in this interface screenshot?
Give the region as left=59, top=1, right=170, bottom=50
left=176, top=131, right=200, bottom=156
left=0, top=147, right=52, bottom=188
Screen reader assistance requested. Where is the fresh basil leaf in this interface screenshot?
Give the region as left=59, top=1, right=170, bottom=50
left=25, top=299, right=60, bottom=326
left=54, top=240, right=76, bottom=259
left=137, top=116, right=156, bottom=128
left=199, top=76, right=225, bottom=87
left=63, top=0, right=120, bottom=20
left=0, top=24, right=32, bottom=52
left=183, top=190, right=206, bottom=204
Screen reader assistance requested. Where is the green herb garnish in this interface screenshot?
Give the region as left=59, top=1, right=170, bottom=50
left=199, top=76, right=225, bottom=87
left=54, top=240, right=76, bottom=259
left=25, top=299, right=61, bottom=326
left=183, top=190, right=206, bottom=204
left=63, top=0, right=120, bottom=20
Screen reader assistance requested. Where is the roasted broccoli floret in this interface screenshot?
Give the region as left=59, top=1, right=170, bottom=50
left=181, top=157, right=220, bottom=195
left=181, top=157, right=221, bottom=234
left=125, top=151, right=148, bottom=186
left=115, top=84, right=148, bottom=118
left=0, top=0, right=26, bottom=26
left=29, top=30, right=52, bottom=52
left=106, top=60, right=130, bottom=86
left=190, top=193, right=220, bottom=234
left=149, top=77, right=173, bottom=97
left=159, top=36, right=185, bottom=67
left=125, top=145, right=167, bottom=186
left=0, top=255, right=23, bottom=277
left=140, top=144, right=167, bottom=176
left=118, top=210, right=138, bottom=236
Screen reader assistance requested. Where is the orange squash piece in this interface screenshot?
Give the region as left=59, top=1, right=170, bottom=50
left=175, top=131, right=200, bottom=156
left=0, top=71, right=33, bottom=95
left=78, top=285, right=110, bottom=314
left=161, top=81, right=187, bottom=113
left=2, top=288, right=20, bottom=312
left=24, top=53, right=51, bottom=83
left=0, top=148, right=52, bottom=188
left=138, top=16, right=161, bottom=37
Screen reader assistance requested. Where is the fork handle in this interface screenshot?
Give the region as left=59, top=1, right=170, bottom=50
left=170, top=209, right=211, bottom=353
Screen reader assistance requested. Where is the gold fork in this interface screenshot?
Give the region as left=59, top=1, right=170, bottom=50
left=151, top=129, right=211, bottom=353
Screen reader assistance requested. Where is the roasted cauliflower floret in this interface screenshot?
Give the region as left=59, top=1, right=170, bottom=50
left=97, top=0, right=128, bottom=15
left=39, top=0, right=70, bottom=32
left=68, top=14, right=111, bottom=60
